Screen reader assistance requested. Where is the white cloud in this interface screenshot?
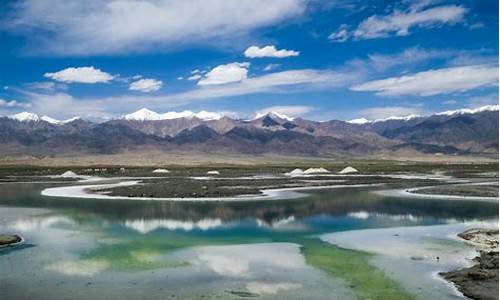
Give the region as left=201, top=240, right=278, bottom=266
left=244, top=45, right=299, bottom=58
left=20, top=68, right=360, bottom=119
left=351, top=64, right=498, bottom=97
left=442, top=99, right=457, bottom=105
left=19, top=92, right=112, bottom=121
left=24, top=81, right=58, bottom=92
left=328, top=24, right=349, bottom=42
left=255, top=105, right=313, bottom=118
left=198, top=62, right=250, bottom=85
left=356, top=106, right=424, bottom=120
left=0, top=98, right=31, bottom=109
left=467, top=93, right=499, bottom=107
left=330, top=3, right=467, bottom=42
left=187, top=74, right=202, bottom=81
left=365, top=47, right=450, bottom=71
left=129, top=78, right=163, bottom=93
left=44, top=67, right=114, bottom=84
left=264, top=64, right=280, bottom=71
left=188, top=68, right=355, bottom=99
left=7, top=0, right=308, bottom=56
left=447, top=53, right=498, bottom=67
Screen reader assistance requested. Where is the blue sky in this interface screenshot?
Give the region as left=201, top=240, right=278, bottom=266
left=0, top=0, right=498, bottom=121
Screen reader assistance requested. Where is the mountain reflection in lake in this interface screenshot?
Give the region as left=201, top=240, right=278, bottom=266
left=0, top=182, right=497, bottom=300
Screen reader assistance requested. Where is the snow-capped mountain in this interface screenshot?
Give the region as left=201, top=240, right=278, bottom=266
left=348, top=114, right=421, bottom=124
left=8, top=112, right=80, bottom=124
left=40, top=116, right=81, bottom=125
left=346, top=118, right=370, bottom=125
left=0, top=104, right=497, bottom=157
left=348, top=105, right=499, bottom=124
left=122, top=108, right=223, bottom=121
left=253, top=111, right=294, bottom=121
left=9, top=112, right=40, bottom=122
left=436, top=105, right=499, bottom=116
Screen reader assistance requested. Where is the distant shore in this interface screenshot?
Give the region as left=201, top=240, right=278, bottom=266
left=0, top=151, right=497, bottom=167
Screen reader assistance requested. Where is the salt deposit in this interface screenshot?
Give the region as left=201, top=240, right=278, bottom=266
left=152, top=169, right=170, bottom=174
left=304, top=167, right=330, bottom=174
left=60, top=171, right=80, bottom=178
left=339, top=166, right=358, bottom=174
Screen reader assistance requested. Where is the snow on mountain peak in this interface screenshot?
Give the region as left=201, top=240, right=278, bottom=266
left=373, top=114, right=421, bottom=123
left=124, top=108, right=162, bottom=121
left=8, top=112, right=79, bottom=124
left=195, top=110, right=223, bottom=121
left=347, top=118, right=370, bottom=124
left=123, top=108, right=223, bottom=121
left=436, top=105, right=499, bottom=116
left=41, top=116, right=81, bottom=124
left=347, top=105, right=498, bottom=124
left=254, top=111, right=294, bottom=121
left=347, top=114, right=421, bottom=124
left=10, top=112, right=40, bottom=122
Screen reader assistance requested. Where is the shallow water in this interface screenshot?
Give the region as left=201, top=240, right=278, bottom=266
left=0, top=182, right=497, bottom=299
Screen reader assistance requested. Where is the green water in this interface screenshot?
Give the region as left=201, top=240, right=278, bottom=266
left=0, top=182, right=497, bottom=299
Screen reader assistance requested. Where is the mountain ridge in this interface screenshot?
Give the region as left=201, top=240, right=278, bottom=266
left=0, top=105, right=497, bottom=158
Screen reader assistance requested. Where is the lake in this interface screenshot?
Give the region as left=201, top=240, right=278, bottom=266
left=0, top=182, right=497, bottom=300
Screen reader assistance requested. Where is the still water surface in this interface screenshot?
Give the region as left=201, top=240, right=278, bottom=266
left=0, top=182, right=497, bottom=299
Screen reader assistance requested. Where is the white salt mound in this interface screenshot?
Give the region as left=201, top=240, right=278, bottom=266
left=207, top=170, right=220, bottom=175
left=339, top=166, right=358, bottom=174
left=285, top=168, right=304, bottom=176
left=304, top=167, right=330, bottom=174
left=152, top=169, right=170, bottom=173
left=60, top=171, right=79, bottom=178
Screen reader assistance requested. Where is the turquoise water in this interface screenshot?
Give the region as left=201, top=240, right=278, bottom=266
left=0, top=182, right=497, bottom=299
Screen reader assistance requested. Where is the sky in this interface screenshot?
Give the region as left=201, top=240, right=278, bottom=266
left=0, top=0, right=498, bottom=121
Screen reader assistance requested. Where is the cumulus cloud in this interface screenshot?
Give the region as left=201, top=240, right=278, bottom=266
left=0, top=98, right=31, bottom=109
left=44, top=67, right=114, bottom=84
left=244, top=45, right=299, bottom=58
left=330, top=3, right=467, bottom=42
left=255, top=105, right=313, bottom=118
left=198, top=62, right=250, bottom=85
left=350, top=64, right=498, bottom=97
left=21, top=68, right=360, bottom=119
left=6, top=0, right=308, bottom=56
left=129, top=78, right=163, bottom=92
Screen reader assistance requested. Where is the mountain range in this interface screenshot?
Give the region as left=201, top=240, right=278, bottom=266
left=0, top=105, right=498, bottom=159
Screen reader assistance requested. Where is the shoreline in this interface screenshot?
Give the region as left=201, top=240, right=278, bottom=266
left=39, top=174, right=498, bottom=202
left=0, top=234, right=23, bottom=248
left=439, top=228, right=499, bottom=300
left=41, top=179, right=384, bottom=202
left=320, top=222, right=498, bottom=300
left=374, top=181, right=498, bottom=203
